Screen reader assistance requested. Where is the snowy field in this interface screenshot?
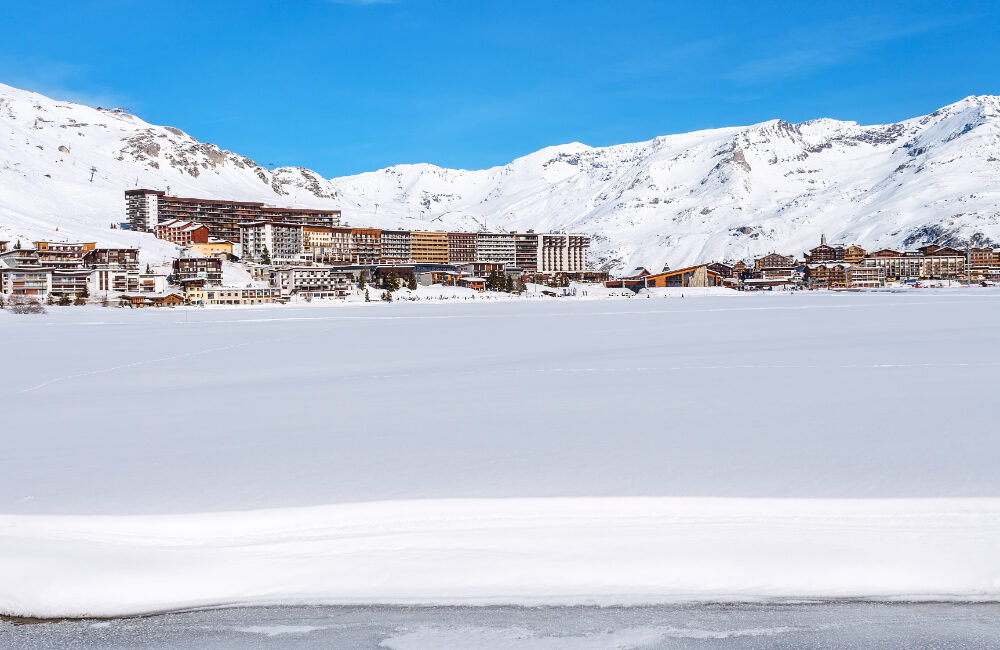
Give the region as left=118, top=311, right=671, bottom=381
left=3, top=289, right=1000, bottom=617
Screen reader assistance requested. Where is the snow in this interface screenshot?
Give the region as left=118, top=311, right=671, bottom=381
left=2, top=82, right=999, bottom=274
left=2, top=289, right=1000, bottom=617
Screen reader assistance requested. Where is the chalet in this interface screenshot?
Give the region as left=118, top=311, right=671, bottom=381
left=706, top=262, right=733, bottom=278
left=156, top=220, right=211, bottom=246
left=84, top=248, right=139, bottom=269
left=804, top=235, right=844, bottom=263
left=754, top=253, right=797, bottom=273
left=844, top=245, right=867, bottom=264
left=118, top=291, right=185, bottom=308
left=604, top=267, right=651, bottom=290
left=805, top=263, right=849, bottom=288
left=459, top=276, right=487, bottom=292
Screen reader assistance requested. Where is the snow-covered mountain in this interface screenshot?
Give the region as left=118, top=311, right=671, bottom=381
left=2, top=80, right=999, bottom=272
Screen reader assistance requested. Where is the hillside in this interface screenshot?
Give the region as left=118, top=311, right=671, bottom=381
left=1, top=81, right=999, bottom=271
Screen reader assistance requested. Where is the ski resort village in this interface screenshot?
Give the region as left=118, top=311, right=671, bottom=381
left=1, top=187, right=998, bottom=310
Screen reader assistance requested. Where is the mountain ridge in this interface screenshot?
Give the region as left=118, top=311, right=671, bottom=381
left=1, top=81, right=998, bottom=271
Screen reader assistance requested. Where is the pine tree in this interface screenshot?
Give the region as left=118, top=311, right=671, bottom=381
left=261, top=246, right=272, bottom=265
left=364, top=289, right=370, bottom=302
left=384, top=270, right=399, bottom=292
left=57, top=293, right=71, bottom=306
left=504, top=274, right=514, bottom=293
left=407, top=271, right=417, bottom=290
left=146, top=264, right=152, bottom=274
left=14, top=240, right=21, bottom=250
left=358, top=271, right=367, bottom=290
left=80, top=284, right=90, bottom=299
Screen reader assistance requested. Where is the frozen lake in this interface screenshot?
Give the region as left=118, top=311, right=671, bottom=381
left=4, top=289, right=1000, bottom=514
left=4, top=602, right=1000, bottom=649
left=3, top=289, right=1000, bottom=617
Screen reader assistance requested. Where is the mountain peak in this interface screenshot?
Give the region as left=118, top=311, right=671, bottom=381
left=1, top=81, right=999, bottom=272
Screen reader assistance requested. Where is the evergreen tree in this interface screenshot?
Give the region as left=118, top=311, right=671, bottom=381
left=57, top=293, right=71, bottom=306
left=146, top=264, right=152, bottom=274
left=407, top=271, right=417, bottom=290
left=80, top=284, right=90, bottom=299
left=384, top=270, right=399, bottom=292
left=382, top=290, right=392, bottom=302
left=358, top=271, right=367, bottom=290
left=504, top=274, right=514, bottom=293
left=14, top=240, right=21, bottom=250
left=261, top=246, right=272, bottom=265
left=364, top=289, right=370, bottom=302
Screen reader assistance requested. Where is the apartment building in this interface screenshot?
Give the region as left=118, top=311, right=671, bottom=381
left=411, top=231, right=449, bottom=264
left=84, top=248, right=140, bottom=268
left=804, top=242, right=844, bottom=263
left=970, top=248, right=1000, bottom=268
left=846, top=265, right=886, bottom=288
left=34, top=241, right=94, bottom=269
left=156, top=220, right=210, bottom=246
left=863, top=246, right=966, bottom=281
left=476, top=232, right=516, bottom=265
left=537, top=232, right=590, bottom=273
left=381, top=230, right=412, bottom=263
left=754, top=253, right=797, bottom=272
left=302, top=226, right=336, bottom=263
left=447, top=232, right=477, bottom=264
left=239, top=221, right=304, bottom=264
left=125, top=189, right=340, bottom=242
left=270, top=266, right=353, bottom=299
left=172, top=256, right=223, bottom=285
left=183, top=282, right=282, bottom=305
left=0, top=267, right=51, bottom=296
left=515, top=233, right=539, bottom=272
left=90, top=268, right=141, bottom=294
left=457, top=262, right=508, bottom=277
left=917, top=245, right=966, bottom=278
left=188, top=238, right=234, bottom=258
left=844, top=245, right=867, bottom=264
left=805, top=263, right=849, bottom=288
left=50, top=269, right=93, bottom=297
left=350, top=228, right=382, bottom=264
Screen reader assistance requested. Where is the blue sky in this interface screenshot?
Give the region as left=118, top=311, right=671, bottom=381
left=2, top=0, right=998, bottom=176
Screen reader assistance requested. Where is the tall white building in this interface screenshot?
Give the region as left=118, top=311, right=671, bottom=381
left=476, top=232, right=516, bottom=264
left=537, top=232, right=590, bottom=273
left=239, top=222, right=304, bottom=264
